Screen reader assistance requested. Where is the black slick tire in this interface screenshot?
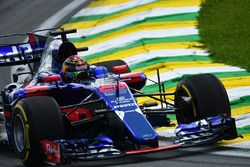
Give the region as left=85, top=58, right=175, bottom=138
left=12, top=96, right=64, bottom=166
left=174, top=74, right=231, bottom=124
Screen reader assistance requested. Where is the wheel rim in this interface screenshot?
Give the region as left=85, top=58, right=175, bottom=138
left=13, top=114, right=26, bottom=152
left=175, top=84, right=196, bottom=124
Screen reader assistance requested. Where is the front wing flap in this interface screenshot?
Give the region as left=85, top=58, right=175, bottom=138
left=41, top=136, right=125, bottom=165
left=174, top=115, right=238, bottom=146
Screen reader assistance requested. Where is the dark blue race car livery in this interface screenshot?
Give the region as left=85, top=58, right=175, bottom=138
left=0, top=29, right=239, bottom=166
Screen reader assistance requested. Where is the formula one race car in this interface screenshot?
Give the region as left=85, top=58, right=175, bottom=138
left=0, top=29, right=238, bottom=166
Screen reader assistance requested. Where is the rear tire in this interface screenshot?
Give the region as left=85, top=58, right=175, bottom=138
left=12, top=96, right=64, bottom=166
left=92, top=60, right=131, bottom=73
left=174, top=74, right=231, bottom=124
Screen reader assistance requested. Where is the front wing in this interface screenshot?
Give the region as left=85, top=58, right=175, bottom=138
left=41, top=115, right=238, bottom=165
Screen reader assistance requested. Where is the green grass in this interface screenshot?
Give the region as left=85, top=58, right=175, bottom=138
left=198, top=0, right=250, bottom=71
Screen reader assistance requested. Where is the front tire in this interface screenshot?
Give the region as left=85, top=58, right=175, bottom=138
left=174, top=74, right=231, bottom=124
left=12, top=96, right=64, bottom=166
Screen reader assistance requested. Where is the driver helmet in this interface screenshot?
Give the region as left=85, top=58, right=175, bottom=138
left=62, top=55, right=90, bottom=83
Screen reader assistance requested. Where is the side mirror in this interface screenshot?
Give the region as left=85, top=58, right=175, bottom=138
left=112, top=65, right=129, bottom=74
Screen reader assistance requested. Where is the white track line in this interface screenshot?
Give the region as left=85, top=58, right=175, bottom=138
left=74, top=0, right=156, bottom=17
left=37, top=0, right=90, bottom=35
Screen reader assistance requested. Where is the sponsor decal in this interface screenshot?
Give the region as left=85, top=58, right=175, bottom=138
left=98, top=83, right=126, bottom=93
left=41, top=140, right=61, bottom=164
left=0, top=44, right=32, bottom=62
left=100, top=83, right=141, bottom=112
left=113, top=103, right=136, bottom=109
left=142, top=133, right=153, bottom=139
left=115, top=110, right=125, bottom=120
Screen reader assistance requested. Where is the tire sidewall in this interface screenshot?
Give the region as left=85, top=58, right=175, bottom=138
left=12, top=100, right=38, bottom=165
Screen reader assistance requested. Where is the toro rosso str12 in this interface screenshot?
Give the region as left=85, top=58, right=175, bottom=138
left=0, top=29, right=238, bottom=166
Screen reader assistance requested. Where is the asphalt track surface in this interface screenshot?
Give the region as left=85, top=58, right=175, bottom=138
left=0, top=0, right=76, bottom=90
left=0, top=0, right=250, bottom=167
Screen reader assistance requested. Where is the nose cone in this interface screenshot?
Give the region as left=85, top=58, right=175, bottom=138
left=122, top=111, right=158, bottom=146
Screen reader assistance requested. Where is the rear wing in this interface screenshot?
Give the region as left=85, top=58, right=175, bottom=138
left=0, top=34, right=47, bottom=66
